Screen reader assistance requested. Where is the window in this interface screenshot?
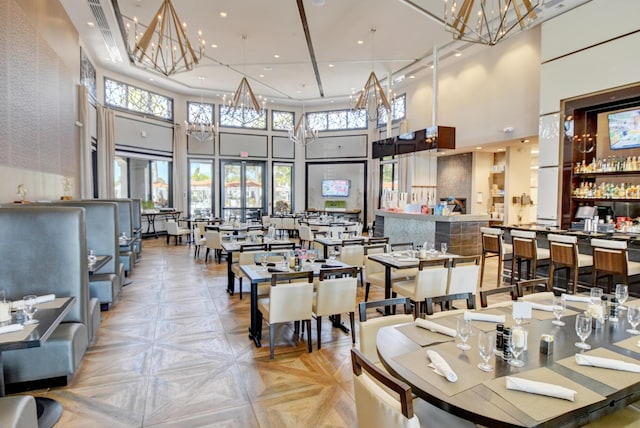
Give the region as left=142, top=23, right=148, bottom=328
left=272, top=110, right=294, bottom=131
left=377, top=94, right=407, bottom=127
left=380, top=160, right=398, bottom=206
left=113, top=156, right=172, bottom=208
left=273, top=163, right=293, bottom=213
left=189, top=160, right=214, bottom=217
left=219, top=105, right=267, bottom=129
left=306, top=109, right=367, bottom=132
left=105, top=78, right=173, bottom=121
left=187, top=101, right=214, bottom=125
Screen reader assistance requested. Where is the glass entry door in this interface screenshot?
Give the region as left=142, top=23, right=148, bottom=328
left=221, top=160, right=265, bottom=222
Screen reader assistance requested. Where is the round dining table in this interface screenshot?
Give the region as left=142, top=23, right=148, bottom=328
left=376, top=304, right=640, bottom=427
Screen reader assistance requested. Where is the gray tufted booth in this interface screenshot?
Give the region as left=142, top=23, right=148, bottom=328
left=131, top=198, right=142, bottom=258
left=0, top=207, right=89, bottom=387
left=89, top=199, right=134, bottom=280
left=0, top=396, right=38, bottom=428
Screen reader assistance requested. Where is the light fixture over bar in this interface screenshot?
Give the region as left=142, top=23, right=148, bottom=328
left=127, top=0, right=204, bottom=76
left=443, top=0, right=540, bottom=46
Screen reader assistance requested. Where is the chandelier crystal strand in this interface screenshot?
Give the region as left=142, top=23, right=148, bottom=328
left=223, top=35, right=266, bottom=126
left=443, top=0, right=539, bottom=46
left=126, top=0, right=204, bottom=76
left=289, top=106, right=318, bottom=146
left=351, top=28, right=391, bottom=123
left=185, top=76, right=216, bottom=142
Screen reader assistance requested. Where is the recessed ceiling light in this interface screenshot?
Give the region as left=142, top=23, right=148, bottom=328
left=211, top=44, right=218, bottom=48
left=264, top=66, right=272, bottom=71
left=357, top=40, right=364, bottom=45
left=87, top=21, right=95, bottom=27
left=259, top=74, right=264, bottom=78
left=430, top=65, right=434, bottom=69
left=149, top=77, right=154, bottom=81
left=220, top=12, right=227, bottom=18
left=497, top=148, right=505, bottom=152
left=273, top=54, right=280, bottom=59
left=530, top=149, right=539, bottom=154
left=409, top=75, right=415, bottom=79
left=476, top=146, right=482, bottom=150
left=454, top=52, right=462, bottom=57
left=328, top=64, right=334, bottom=68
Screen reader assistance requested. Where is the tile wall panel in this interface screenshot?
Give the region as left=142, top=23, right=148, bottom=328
left=37, top=37, right=59, bottom=174
left=0, top=0, right=9, bottom=165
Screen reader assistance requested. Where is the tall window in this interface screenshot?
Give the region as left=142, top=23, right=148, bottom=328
left=105, top=78, right=173, bottom=121
left=273, top=163, right=293, bottom=213
left=189, top=160, right=214, bottom=217
left=377, top=94, right=406, bottom=127
left=114, top=156, right=172, bottom=208
left=151, top=160, right=171, bottom=208
left=380, top=158, right=398, bottom=206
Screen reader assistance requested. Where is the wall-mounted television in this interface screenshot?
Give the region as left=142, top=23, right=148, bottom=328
left=321, top=179, right=350, bottom=197
left=609, top=108, right=640, bottom=150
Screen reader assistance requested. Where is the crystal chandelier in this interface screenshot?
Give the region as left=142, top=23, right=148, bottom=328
left=351, top=28, right=392, bottom=123
left=185, top=77, right=216, bottom=142
left=443, top=0, right=540, bottom=46
left=223, top=35, right=266, bottom=126
left=125, top=0, right=204, bottom=76
left=289, top=108, right=318, bottom=146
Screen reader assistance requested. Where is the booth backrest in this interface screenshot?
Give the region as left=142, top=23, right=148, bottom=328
left=131, top=198, right=142, bottom=231
left=0, top=207, right=89, bottom=326
left=89, top=199, right=133, bottom=238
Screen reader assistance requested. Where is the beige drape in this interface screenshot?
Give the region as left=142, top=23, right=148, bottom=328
left=77, top=85, right=93, bottom=198
left=172, top=124, right=187, bottom=214
left=97, top=105, right=115, bottom=198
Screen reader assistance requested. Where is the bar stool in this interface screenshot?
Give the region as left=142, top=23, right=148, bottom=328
left=547, top=234, right=593, bottom=294
left=479, top=227, right=512, bottom=288
left=510, top=230, right=550, bottom=284
left=591, top=238, right=640, bottom=293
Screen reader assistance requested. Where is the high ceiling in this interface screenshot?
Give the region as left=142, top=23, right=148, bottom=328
left=61, top=0, right=591, bottom=106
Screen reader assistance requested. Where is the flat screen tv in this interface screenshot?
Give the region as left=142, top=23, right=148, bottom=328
left=321, top=179, right=350, bottom=197
left=608, top=108, right=640, bottom=150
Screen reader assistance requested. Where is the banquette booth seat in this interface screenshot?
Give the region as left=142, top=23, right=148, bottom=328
left=131, top=198, right=142, bottom=257
left=91, top=199, right=134, bottom=280
left=0, top=395, right=38, bottom=428
left=0, top=207, right=90, bottom=388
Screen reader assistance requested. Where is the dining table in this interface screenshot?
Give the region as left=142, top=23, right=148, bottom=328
left=0, top=296, right=76, bottom=426
left=88, top=255, right=112, bottom=275
left=240, top=259, right=351, bottom=348
left=368, top=251, right=459, bottom=314
left=376, top=298, right=640, bottom=427
left=314, top=235, right=371, bottom=259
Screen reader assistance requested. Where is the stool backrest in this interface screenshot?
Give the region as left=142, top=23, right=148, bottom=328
left=548, top=233, right=579, bottom=266
left=511, top=229, right=538, bottom=259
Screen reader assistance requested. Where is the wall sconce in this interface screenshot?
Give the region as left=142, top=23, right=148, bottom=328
left=476, top=192, right=483, bottom=204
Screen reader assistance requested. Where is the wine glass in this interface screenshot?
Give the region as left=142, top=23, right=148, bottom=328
left=616, top=284, right=629, bottom=311
left=552, top=295, right=566, bottom=326
left=22, top=295, right=39, bottom=325
left=329, top=248, right=338, bottom=260
left=626, top=306, right=640, bottom=334
left=308, top=250, right=317, bottom=265
left=590, top=287, right=603, bottom=305
left=508, top=326, right=526, bottom=367
left=575, top=314, right=592, bottom=350
left=259, top=254, right=268, bottom=270
left=456, top=318, right=472, bottom=351
left=477, top=331, right=495, bottom=372
left=88, top=249, right=97, bottom=264
left=440, top=242, right=448, bottom=255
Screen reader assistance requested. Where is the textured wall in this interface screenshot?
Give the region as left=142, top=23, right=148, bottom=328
left=437, top=153, right=473, bottom=207
left=0, top=0, right=79, bottom=201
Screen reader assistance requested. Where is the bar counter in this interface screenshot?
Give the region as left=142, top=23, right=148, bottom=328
left=374, top=210, right=490, bottom=256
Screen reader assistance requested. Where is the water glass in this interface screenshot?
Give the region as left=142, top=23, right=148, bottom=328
left=575, top=314, right=592, bottom=350
left=307, top=250, right=317, bottom=264
left=22, top=295, right=39, bottom=325
left=552, top=295, right=566, bottom=326
left=627, top=306, right=640, bottom=335
left=440, top=242, right=448, bottom=254
left=616, top=284, right=629, bottom=311
left=508, top=326, right=526, bottom=367
left=88, top=249, right=97, bottom=264
left=456, top=318, right=472, bottom=351
left=477, top=331, right=495, bottom=372
left=259, top=254, right=268, bottom=270
left=590, top=287, right=603, bottom=305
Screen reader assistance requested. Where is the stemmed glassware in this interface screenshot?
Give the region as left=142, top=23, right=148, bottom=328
left=626, top=306, right=640, bottom=335
left=575, top=314, right=592, bottom=350
left=616, top=284, right=629, bottom=311
left=88, top=249, right=97, bottom=265
left=440, top=242, right=448, bottom=255
left=307, top=250, right=317, bottom=265
left=590, top=287, right=603, bottom=305
left=552, top=295, right=566, bottom=326
left=22, top=295, right=39, bottom=325
left=477, top=331, right=495, bottom=372
left=508, top=326, right=526, bottom=367
left=456, top=318, right=472, bottom=351
left=259, top=254, right=268, bottom=270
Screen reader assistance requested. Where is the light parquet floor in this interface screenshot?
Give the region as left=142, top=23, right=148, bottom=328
left=24, top=239, right=505, bottom=427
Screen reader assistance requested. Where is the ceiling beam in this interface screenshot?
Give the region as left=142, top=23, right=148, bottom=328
left=296, top=0, right=324, bottom=98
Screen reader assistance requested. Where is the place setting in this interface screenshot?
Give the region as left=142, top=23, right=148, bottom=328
left=394, top=317, right=457, bottom=347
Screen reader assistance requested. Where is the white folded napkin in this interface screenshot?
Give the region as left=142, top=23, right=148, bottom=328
left=575, top=354, right=640, bottom=373
left=506, top=376, right=576, bottom=401
left=426, top=350, right=458, bottom=382
left=464, top=311, right=506, bottom=323
left=561, top=294, right=591, bottom=303
left=415, top=318, right=457, bottom=337
left=0, top=324, right=24, bottom=335
left=530, top=302, right=554, bottom=312
left=11, top=294, right=56, bottom=310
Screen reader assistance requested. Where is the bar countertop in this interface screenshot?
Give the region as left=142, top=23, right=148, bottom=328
left=374, top=209, right=490, bottom=222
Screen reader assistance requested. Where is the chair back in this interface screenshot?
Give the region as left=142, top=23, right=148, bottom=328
left=282, top=217, right=295, bottom=230
left=447, top=256, right=480, bottom=295
left=342, top=238, right=365, bottom=246
left=368, top=237, right=389, bottom=245
left=480, top=285, right=518, bottom=308
left=262, top=215, right=271, bottom=226
left=425, top=292, right=475, bottom=316
left=591, top=238, right=628, bottom=277
left=516, top=278, right=552, bottom=297
left=268, top=242, right=295, bottom=251
left=351, top=349, right=418, bottom=428
left=481, top=227, right=504, bottom=255
left=205, top=231, right=223, bottom=249
left=328, top=226, right=344, bottom=238
left=165, top=221, right=179, bottom=235
left=268, top=272, right=314, bottom=323
left=315, top=275, right=357, bottom=316
left=238, top=251, right=263, bottom=266
left=390, top=242, right=413, bottom=252
left=548, top=234, right=579, bottom=267
left=240, top=243, right=268, bottom=252
left=358, top=298, right=413, bottom=362
left=414, top=260, right=450, bottom=300
left=340, top=245, right=365, bottom=267
left=299, top=225, right=314, bottom=242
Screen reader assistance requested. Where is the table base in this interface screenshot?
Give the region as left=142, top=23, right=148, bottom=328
left=36, top=397, right=62, bottom=428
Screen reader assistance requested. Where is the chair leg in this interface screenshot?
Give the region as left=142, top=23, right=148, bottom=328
left=316, top=316, right=322, bottom=350
left=205, top=248, right=210, bottom=264
left=573, top=267, right=579, bottom=294
left=306, top=320, right=312, bottom=353
left=269, top=324, right=275, bottom=359
left=480, top=253, right=486, bottom=288
left=238, top=278, right=243, bottom=299
left=359, top=269, right=364, bottom=287
left=364, top=283, right=371, bottom=302
left=166, top=234, right=170, bottom=245
left=349, top=312, right=355, bottom=345
left=497, top=254, right=503, bottom=287
left=549, top=263, right=556, bottom=291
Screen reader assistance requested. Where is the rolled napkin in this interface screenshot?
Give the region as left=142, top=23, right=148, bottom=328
left=267, top=268, right=288, bottom=273
left=0, top=324, right=24, bottom=335
left=506, top=376, right=576, bottom=401
left=575, top=353, right=640, bottom=373
left=415, top=318, right=457, bottom=337
left=11, top=294, right=56, bottom=310
left=464, top=311, right=506, bottom=323
left=530, top=302, right=554, bottom=312
left=562, top=294, right=591, bottom=303
left=426, top=350, right=458, bottom=382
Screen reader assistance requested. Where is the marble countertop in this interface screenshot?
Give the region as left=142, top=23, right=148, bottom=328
left=374, top=210, right=490, bottom=222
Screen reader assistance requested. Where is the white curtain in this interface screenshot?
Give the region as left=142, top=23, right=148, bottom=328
left=172, top=124, right=187, bottom=214
left=398, top=154, right=413, bottom=194
left=77, top=85, right=93, bottom=198
left=97, top=105, right=115, bottom=198
left=367, top=157, right=380, bottom=225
